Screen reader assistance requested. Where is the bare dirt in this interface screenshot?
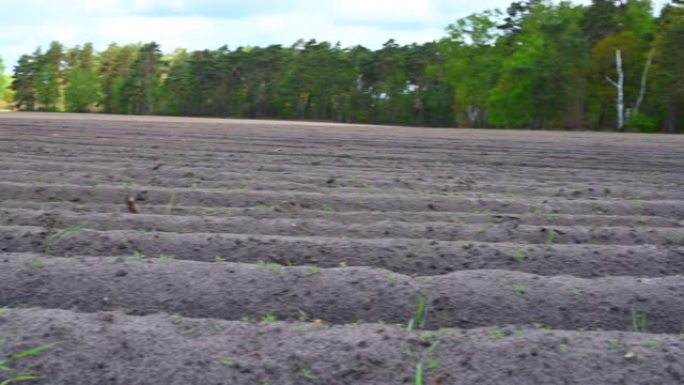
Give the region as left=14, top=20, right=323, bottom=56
left=1, top=112, right=683, bottom=384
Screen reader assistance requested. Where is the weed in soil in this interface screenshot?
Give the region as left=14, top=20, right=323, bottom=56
left=1, top=343, right=55, bottom=385
left=44, top=221, right=87, bottom=256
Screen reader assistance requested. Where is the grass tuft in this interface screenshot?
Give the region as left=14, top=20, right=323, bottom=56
left=406, top=297, right=426, bottom=332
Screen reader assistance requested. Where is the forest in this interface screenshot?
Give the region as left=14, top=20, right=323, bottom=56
left=2, top=0, right=683, bottom=132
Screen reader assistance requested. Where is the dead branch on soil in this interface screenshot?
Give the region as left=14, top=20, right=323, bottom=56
left=126, top=196, right=141, bottom=214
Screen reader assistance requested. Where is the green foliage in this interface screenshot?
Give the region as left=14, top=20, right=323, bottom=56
left=7, top=1, right=683, bottom=131
left=632, top=310, right=649, bottom=332
left=8, top=344, right=53, bottom=361
left=0, top=375, right=42, bottom=385
left=440, top=10, right=503, bottom=127
left=12, top=54, right=39, bottom=110
left=1, top=343, right=54, bottom=385
left=44, top=222, right=87, bottom=255
left=625, top=112, right=658, bottom=132
left=36, top=41, right=64, bottom=111
left=406, top=297, right=427, bottom=332
left=652, top=2, right=684, bottom=132
left=508, top=249, right=526, bottom=263
left=514, top=283, right=528, bottom=294
left=0, top=56, right=5, bottom=97
left=65, top=44, right=99, bottom=112
left=545, top=228, right=559, bottom=248
left=2, top=77, right=13, bottom=109
left=414, top=362, right=424, bottom=385
left=621, top=0, right=656, bottom=40
left=488, top=2, right=589, bottom=129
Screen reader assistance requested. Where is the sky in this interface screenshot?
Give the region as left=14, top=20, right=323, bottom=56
left=0, top=0, right=671, bottom=70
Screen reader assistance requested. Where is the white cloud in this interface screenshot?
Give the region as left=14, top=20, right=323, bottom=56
left=327, top=0, right=437, bottom=22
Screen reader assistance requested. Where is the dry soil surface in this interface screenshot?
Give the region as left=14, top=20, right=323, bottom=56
left=1, top=112, right=683, bottom=384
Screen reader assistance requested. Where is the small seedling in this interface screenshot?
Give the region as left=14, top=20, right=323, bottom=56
left=594, top=204, right=608, bottom=214
left=387, top=273, right=399, bottom=285
left=490, top=329, right=506, bottom=339
left=667, top=234, right=682, bottom=244
left=414, top=362, right=424, bottom=385
left=307, top=266, right=321, bottom=275
left=642, top=340, right=662, bottom=350
left=508, top=250, right=525, bottom=263
left=29, top=259, right=44, bottom=269
left=320, top=204, right=334, bottom=212
left=406, top=297, right=427, bottom=332
left=571, top=286, right=582, bottom=295
left=9, top=344, right=54, bottom=361
left=545, top=229, right=558, bottom=249
left=214, top=256, right=226, bottom=262
left=420, top=331, right=433, bottom=341
left=299, top=369, right=316, bottom=381
left=44, top=222, right=87, bottom=255
left=425, top=341, right=441, bottom=354
left=164, top=192, right=177, bottom=215
left=1, top=343, right=54, bottom=385
left=132, top=250, right=145, bottom=259
left=256, top=261, right=283, bottom=272
left=428, top=359, right=440, bottom=369
left=0, top=375, right=42, bottom=385
left=514, top=283, right=528, bottom=294
left=447, top=215, right=461, bottom=224
left=634, top=217, right=649, bottom=226
left=221, top=359, right=233, bottom=366
left=261, top=314, right=277, bottom=323
left=268, top=263, right=283, bottom=273
left=157, top=254, right=175, bottom=262
left=256, top=205, right=274, bottom=212
left=607, top=339, right=621, bottom=349
left=199, top=209, right=223, bottom=217
left=632, top=310, right=649, bottom=333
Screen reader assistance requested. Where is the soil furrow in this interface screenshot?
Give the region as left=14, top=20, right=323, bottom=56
left=2, top=205, right=681, bottom=229
left=1, top=182, right=683, bottom=218
left=3, top=225, right=684, bottom=277
left=1, top=255, right=683, bottom=332
left=2, top=167, right=684, bottom=201
left=1, top=208, right=682, bottom=246
left=2, top=307, right=683, bottom=385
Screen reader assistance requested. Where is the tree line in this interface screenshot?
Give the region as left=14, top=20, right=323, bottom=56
left=3, top=0, right=684, bottom=132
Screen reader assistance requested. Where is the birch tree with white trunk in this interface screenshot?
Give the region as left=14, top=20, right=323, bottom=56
left=631, top=49, right=654, bottom=117
left=606, top=48, right=654, bottom=132
left=606, top=49, right=625, bottom=131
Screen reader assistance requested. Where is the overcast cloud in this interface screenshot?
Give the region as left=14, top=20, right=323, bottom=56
left=0, top=0, right=670, bottom=69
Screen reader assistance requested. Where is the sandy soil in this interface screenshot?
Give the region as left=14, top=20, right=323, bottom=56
left=1, top=112, right=683, bottom=384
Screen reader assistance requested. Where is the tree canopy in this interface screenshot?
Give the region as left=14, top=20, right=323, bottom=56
left=7, top=0, right=683, bottom=132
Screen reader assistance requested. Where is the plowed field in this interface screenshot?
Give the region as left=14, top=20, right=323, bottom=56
left=1, top=112, right=683, bottom=384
